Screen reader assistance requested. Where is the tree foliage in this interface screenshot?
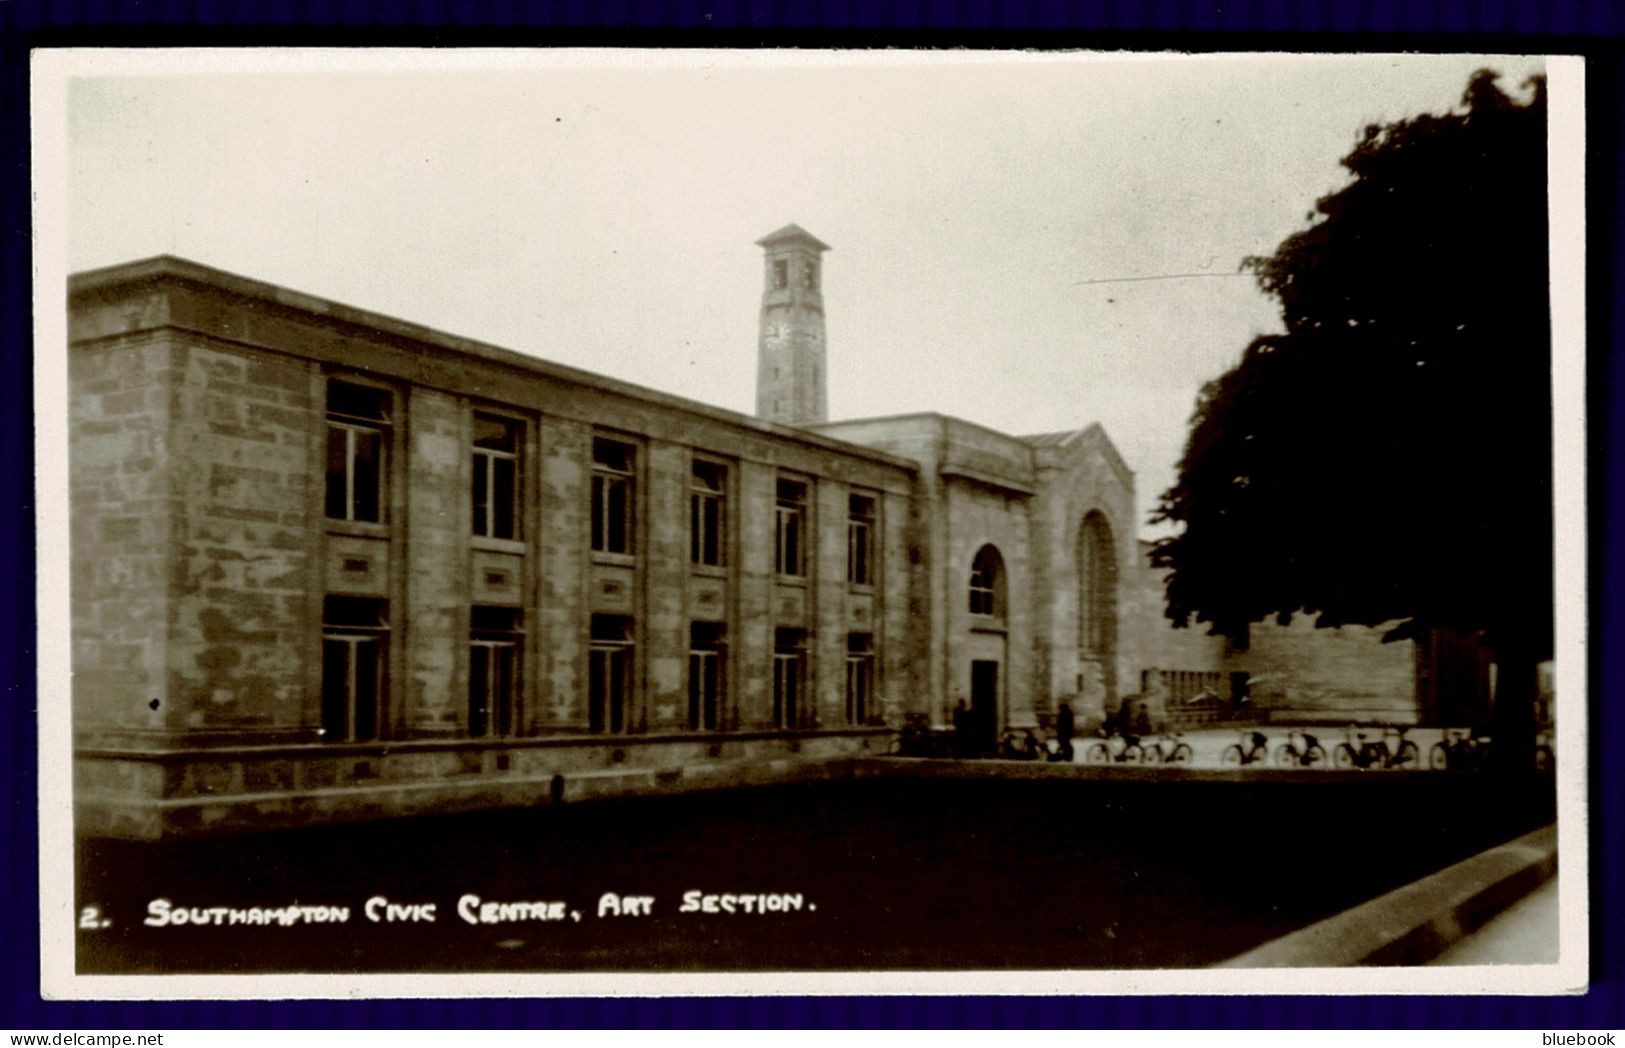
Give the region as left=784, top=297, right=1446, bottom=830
left=1151, top=70, right=1551, bottom=667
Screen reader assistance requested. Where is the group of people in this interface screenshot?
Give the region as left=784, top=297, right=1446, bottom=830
left=948, top=700, right=994, bottom=759
left=947, top=698, right=1087, bottom=762
left=946, top=693, right=1156, bottom=762
left=1104, top=694, right=1154, bottom=743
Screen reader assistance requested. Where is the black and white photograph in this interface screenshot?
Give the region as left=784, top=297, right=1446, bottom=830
left=32, top=48, right=1585, bottom=997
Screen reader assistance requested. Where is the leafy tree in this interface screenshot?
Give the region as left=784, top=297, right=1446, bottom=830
left=1151, top=70, right=1551, bottom=771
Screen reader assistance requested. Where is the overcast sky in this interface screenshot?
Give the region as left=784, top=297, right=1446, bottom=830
left=63, top=50, right=1547, bottom=539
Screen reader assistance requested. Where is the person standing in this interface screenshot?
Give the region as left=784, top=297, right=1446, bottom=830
left=1055, top=701, right=1075, bottom=762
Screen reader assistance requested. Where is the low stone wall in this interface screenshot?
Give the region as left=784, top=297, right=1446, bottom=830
left=75, top=729, right=893, bottom=840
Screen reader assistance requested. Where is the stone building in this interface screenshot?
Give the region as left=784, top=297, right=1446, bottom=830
left=71, top=240, right=925, bottom=839
left=68, top=223, right=1488, bottom=840
left=810, top=416, right=1136, bottom=746
left=1125, top=541, right=1496, bottom=729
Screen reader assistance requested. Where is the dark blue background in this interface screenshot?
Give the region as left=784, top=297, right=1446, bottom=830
left=2, top=0, right=1618, bottom=1029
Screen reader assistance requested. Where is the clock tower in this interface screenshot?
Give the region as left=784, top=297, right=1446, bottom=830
left=755, top=223, right=830, bottom=426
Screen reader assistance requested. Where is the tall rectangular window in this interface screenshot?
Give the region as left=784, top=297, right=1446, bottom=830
left=321, top=597, right=388, bottom=742
left=588, top=614, right=634, bottom=733
left=775, top=478, right=808, bottom=577
left=847, top=493, right=875, bottom=585
left=591, top=438, right=636, bottom=555
left=773, top=259, right=788, bottom=289
left=325, top=381, right=390, bottom=523
left=688, top=622, right=725, bottom=731
left=845, top=633, right=874, bottom=726
left=469, top=606, right=522, bottom=737
left=472, top=415, right=520, bottom=540
left=773, top=627, right=806, bottom=730
left=804, top=260, right=819, bottom=291
left=690, top=460, right=727, bottom=567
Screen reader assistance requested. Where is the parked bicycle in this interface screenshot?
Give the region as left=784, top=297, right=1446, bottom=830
left=1219, top=730, right=1271, bottom=767
left=1385, top=726, right=1421, bottom=768
left=1084, top=730, right=1147, bottom=764
left=1334, top=725, right=1419, bottom=769
left=1273, top=729, right=1328, bottom=768
left=1429, top=727, right=1489, bottom=771
left=1141, top=731, right=1193, bottom=765
left=888, top=712, right=948, bottom=758
left=997, top=727, right=1046, bottom=762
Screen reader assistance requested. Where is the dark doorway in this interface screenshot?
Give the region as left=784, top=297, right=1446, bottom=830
left=1416, top=628, right=1494, bottom=727
left=970, top=660, right=999, bottom=756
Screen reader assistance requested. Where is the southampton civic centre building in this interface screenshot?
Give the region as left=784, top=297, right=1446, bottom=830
left=67, top=224, right=1494, bottom=839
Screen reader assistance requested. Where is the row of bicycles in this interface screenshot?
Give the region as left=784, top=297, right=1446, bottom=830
left=1079, top=725, right=1421, bottom=768
left=1078, top=724, right=1556, bottom=772
left=912, top=716, right=1556, bottom=773
left=1222, top=727, right=1421, bottom=769
left=1429, top=727, right=1556, bottom=773
left=1081, top=732, right=1191, bottom=765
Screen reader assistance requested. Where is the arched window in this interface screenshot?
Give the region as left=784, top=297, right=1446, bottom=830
left=1078, top=511, right=1117, bottom=658
left=968, top=545, right=1005, bottom=618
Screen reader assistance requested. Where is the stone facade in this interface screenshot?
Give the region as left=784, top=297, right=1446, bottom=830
left=1226, top=616, right=1421, bottom=723
left=1127, top=543, right=1493, bottom=728
left=1122, top=541, right=1227, bottom=722
left=71, top=335, right=176, bottom=739
left=807, top=416, right=1139, bottom=737
left=71, top=257, right=913, bottom=839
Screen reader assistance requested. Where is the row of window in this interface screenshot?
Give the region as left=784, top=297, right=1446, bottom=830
left=319, top=596, right=875, bottom=743
left=324, top=380, right=878, bottom=582
left=597, top=446, right=879, bottom=582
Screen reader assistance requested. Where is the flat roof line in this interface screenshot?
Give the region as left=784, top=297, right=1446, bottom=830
left=69, top=255, right=919, bottom=475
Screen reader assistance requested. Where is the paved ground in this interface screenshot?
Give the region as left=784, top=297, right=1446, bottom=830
left=76, top=773, right=1555, bottom=973
left=1432, top=876, right=1560, bottom=966
left=1065, top=725, right=1456, bottom=770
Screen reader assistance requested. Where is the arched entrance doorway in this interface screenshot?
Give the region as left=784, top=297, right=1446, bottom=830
left=1078, top=511, right=1118, bottom=709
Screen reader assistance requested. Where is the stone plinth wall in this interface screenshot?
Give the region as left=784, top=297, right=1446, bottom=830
left=75, top=729, right=892, bottom=840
